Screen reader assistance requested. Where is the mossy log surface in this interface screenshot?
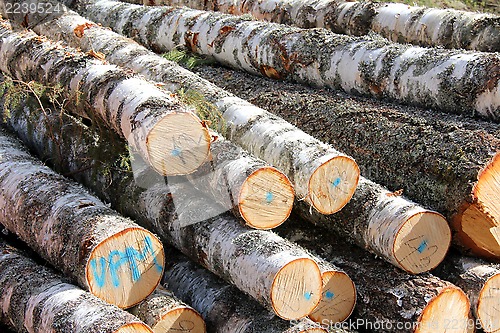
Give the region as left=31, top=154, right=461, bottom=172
left=193, top=64, right=500, bottom=260
left=0, top=14, right=211, bottom=176
left=0, top=239, right=153, bottom=333
left=142, top=0, right=500, bottom=52
left=1, top=86, right=322, bottom=321
left=77, top=0, right=500, bottom=121
left=33, top=0, right=360, bottom=215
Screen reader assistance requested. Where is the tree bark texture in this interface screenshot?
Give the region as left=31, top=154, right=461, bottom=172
left=141, top=0, right=500, bottom=52
left=0, top=120, right=164, bottom=308
left=433, top=253, right=500, bottom=333
left=192, top=64, right=500, bottom=260
left=275, top=219, right=471, bottom=333
left=0, top=87, right=323, bottom=321
left=0, top=238, right=153, bottom=333
left=42, top=0, right=361, bottom=215
left=0, top=15, right=211, bottom=176
left=77, top=0, right=500, bottom=121
left=130, top=285, right=206, bottom=333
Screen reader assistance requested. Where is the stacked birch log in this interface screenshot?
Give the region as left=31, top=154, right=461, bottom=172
left=0, top=0, right=498, bottom=332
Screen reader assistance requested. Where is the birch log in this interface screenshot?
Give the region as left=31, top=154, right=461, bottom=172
left=130, top=286, right=206, bottom=333
left=163, top=250, right=345, bottom=333
left=0, top=239, right=154, bottom=333
left=142, top=0, right=500, bottom=52
left=193, top=64, right=500, bottom=260
left=275, top=219, right=471, bottom=333
left=0, top=126, right=164, bottom=309
left=433, top=254, right=500, bottom=333
left=0, top=89, right=323, bottom=320
left=76, top=0, right=500, bottom=121
left=187, top=136, right=294, bottom=229
left=0, top=17, right=211, bottom=176
left=34, top=0, right=361, bottom=215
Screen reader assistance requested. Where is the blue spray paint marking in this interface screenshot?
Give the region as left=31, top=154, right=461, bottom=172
left=417, top=240, right=428, bottom=253
left=265, top=191, right=274, bottom=204
left=331, top=177, right=342, bottom=188
left=304, top=292, right=312, bottom=300
left=325, top=291, right=335, bottom=300
left=171, top=147, right=182, bottom=157
left=90, top=257, right=107, bottom=288
left=90, top=236, right=163, bottom=288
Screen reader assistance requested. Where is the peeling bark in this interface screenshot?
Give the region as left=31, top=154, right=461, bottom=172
left=1, top=86, right=322, bottom=321
left=0, top=124, right=164, bottom=309
left=275, top=219, right=471, bottom=333
left=42, top=0, right=360, bottom=215
left=75, top=0, right=500, bottom=121
left=142, top=0, right=500, bottom=52
left=0, top=239, right=153, bottom=333
left=130, top=286, right=206, bottom=333
left=193, top=64, right=500, bottom=261
left=434, top=254, right=500, bottom=333
left=163, top=250, right=347, bottom=333
left=0, top=15, right=211, bottom=176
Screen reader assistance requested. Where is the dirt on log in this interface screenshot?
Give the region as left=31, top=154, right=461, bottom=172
left=0, top=238, right=154, bottom=333
left=192, top=64, right=500, bottom=261
left=141, top=0, right=500, bottom=52
left=75, top=0, right=500, bottom=121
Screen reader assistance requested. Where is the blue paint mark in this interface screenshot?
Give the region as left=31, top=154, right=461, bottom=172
left=325, top=291, right=335, bottom=300
left=90, top=257, right=107, bottom=288
left=331, top=177, right=341, bottom=188
left=171, top=147, right=182, bottom=157
left=265, top=191, right=274, bottom=204
left=304, top=292, right=312, bottom=300
left=417, top=240, right=428, bottom=253
left=90, top=236, right=164, bottom=288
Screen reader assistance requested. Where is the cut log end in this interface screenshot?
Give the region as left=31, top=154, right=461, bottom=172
left=114, top=322, right=154, bottom=333
left=147, top=112, right=211, bottom=176
left=85, top=228, right=165, bottom=308
left=239, top=167, right=295, bottom=229
left=309, top=271, right=356, bottom=324
left=308, top=156, right=360, bottom=215
left=415, top=286, right=470, bottom=333
left=271, top=258, right=323, bottom=320
left=393, top=211, right=451, bottom=274
left=455, top=153, right=500, bottom=258
left=477, top=273, right=500, bottom=333
left=152, top=307, right=206, bottom=333
left=454, top=204, right=500, bottom=259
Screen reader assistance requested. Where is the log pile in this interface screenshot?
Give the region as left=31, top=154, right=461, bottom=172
left=0, top=0, right=498, bottom=331
left=76, top=0, right=500, bottom=121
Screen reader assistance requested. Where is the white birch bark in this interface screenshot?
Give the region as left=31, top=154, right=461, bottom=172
left=36, top=0, right=360, bottom=215
left=0, top=239, right=153, bottom=333
left=0, top=126, right=165, bottom=309
left=0, top=16, right=211, bottom=176
left=78, top=0, right=500, bottom=121
left=142, top=0, right=500, bottom=52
